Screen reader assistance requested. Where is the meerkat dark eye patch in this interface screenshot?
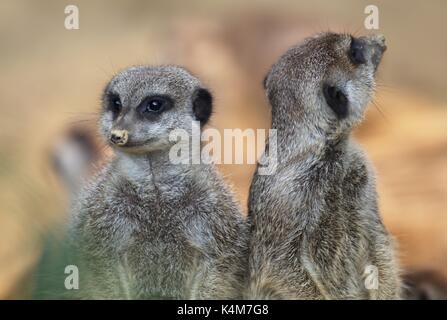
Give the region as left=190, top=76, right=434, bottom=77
left=136, top=95, right=173, bottom=117
left=192, top=88, right=213, bottom=125
left=106, top=93, right=122, bottom=118
left=349, top=37, right=367, bottom=65
left=323, top=84, right=349, bottom=119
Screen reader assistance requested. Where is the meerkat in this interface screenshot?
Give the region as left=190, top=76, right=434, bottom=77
left=246, top=33, right=401, bottom=299
left=69, top=65, right=248, bottom=299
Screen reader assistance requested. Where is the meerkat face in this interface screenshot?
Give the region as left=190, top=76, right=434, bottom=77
left=99, top=65, right=212, bottom=154
left=265, top=32, right=386, bottom=135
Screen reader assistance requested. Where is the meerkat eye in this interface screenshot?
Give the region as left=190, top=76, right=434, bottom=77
left=146, top=98, right=165, bottom=112
left=349, top=37, right=367, bottom=65
left=137, top=96, right=172, bottom=116
left=107, top=94, right=122, bottom=116
left=323, top=84, right=349, bottom=119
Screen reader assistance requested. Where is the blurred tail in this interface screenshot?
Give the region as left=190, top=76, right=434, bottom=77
left=50, top=127, right=101, bottom=195
left=32, top=127, right=101, bottom=299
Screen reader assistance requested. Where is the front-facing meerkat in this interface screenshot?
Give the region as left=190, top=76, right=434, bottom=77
left=247, top=33, right=400, bottom=299
left=69, top=65, right=248, bottom=299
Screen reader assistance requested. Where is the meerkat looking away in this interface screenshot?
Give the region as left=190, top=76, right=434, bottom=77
left=69, top=65, right=248, bottom=299
left=247, top=33, right=401, bottom=299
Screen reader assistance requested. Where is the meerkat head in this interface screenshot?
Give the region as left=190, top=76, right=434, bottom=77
left=264, top=32, right=386, bottom=139
left=100, top=65, right=212, bottom=154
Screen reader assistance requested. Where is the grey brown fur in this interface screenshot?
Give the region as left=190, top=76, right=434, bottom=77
left=247, top=33, right=401, bottom=299
left=69, top=65, right=248, bottom=299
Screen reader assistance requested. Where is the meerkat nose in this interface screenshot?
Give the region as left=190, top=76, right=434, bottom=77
left=375, top=34, right=385, bottom=43
left=110, top=129, right=129, bottom=146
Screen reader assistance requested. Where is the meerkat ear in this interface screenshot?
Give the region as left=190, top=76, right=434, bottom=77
left=192, top=88, right=213, bottom=125
left=323, top=84, right=349, bottom=119
left=263, top=75, right=268, bottom=89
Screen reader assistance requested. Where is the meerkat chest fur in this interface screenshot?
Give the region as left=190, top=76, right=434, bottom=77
left=74, top=154, right=222, bottom=298
left=251, top=140, right=353, bottom=243
left=249, top=137, right=377, bottom=299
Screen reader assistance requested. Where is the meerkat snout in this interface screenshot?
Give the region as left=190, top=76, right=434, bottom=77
left=351, top=34, right=386, bottom=70
left=110, top=129, right=128, bottom=146
left=373, top=34, right=386, bottom=47
left=369, top=34, right=387, bottom=56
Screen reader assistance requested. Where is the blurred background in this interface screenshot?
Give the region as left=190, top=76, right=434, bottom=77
left=0, top=0, right=446, bottom=299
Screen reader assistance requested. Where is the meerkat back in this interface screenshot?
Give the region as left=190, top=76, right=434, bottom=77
left=247, top=33, right=401, bottom=299
left=69, top=65, right=248, bottom=299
